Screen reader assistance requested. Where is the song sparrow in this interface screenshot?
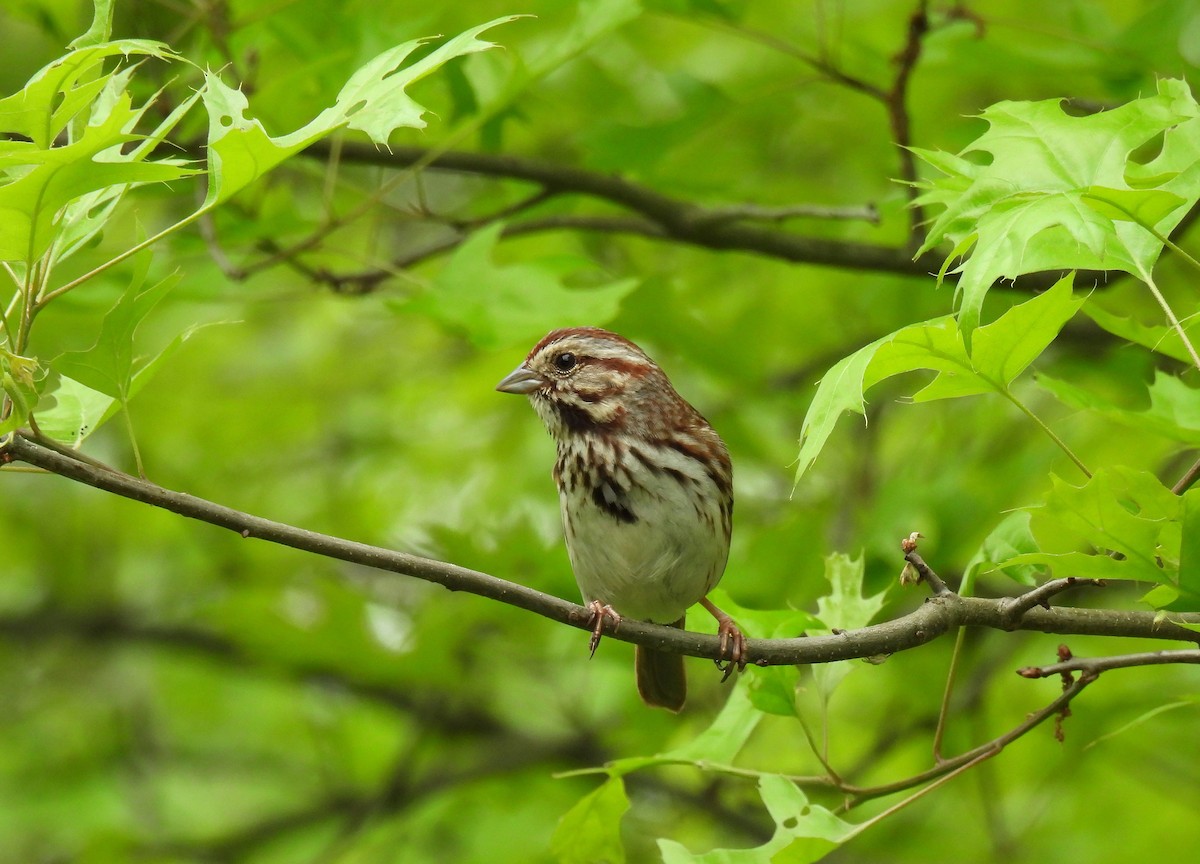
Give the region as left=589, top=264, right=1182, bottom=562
left=496, top=327, right=746, bottom=711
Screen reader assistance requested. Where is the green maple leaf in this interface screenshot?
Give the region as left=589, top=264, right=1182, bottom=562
left=913, top=78, right=1200, bottom=339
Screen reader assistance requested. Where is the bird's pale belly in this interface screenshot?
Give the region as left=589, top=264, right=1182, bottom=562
left=561, top=481, right=728, bottom=623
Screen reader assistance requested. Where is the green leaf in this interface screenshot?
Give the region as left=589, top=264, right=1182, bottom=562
left=1081, top=186, right=1188, bottom=226
left=0, top=42, right=198, bottom=267
left=202, top=17, right=518, bottom=205
left=810, top=553, right=886, bottom=700
left=0, top=96, right=194, bottom=263
left=963, top=510, right=1043, bottom=587
left=38, top=280, right=217, bottom=445
left=33, top=374, right=115, bottom=445
left=814, top=553, right=884, bottom=632
left=658, top=776, right=853, bottom=864
left=551, top=777, right=629, bottom=864
left=1008, top=468, right=1181, bottom=585
left=693, top=590, right=819, bottom=640
left=572, top=686, right=765, bottom=783
left=998, top=550, right=1146, bottom=581
left=968, top=274, right=1083, bottom=386
left=1178, top=489, right=1200, bottom=601
left=69, top=0, right=115, bottom=49
left=1083, top=300, right=1200, bottom=364
left=0, top=41, right=176, bottom=148
left=662, top=683, right=762, bottom=765
left=1140, top=584, right=1179, bottom=608
left=748, top=665, right=801, bottom=718
left=794, top=331, right=891, bottom=481
left=1084, top=699, right=1200, bottom=751
left=1037, top=371, right=1200, bottom=446
left=55, top=266, right=180, bottom=400
left=914, top=79, right=1200, bottom=338
left=0, top=349, right=42, bottom=435
left=414, top=222, right=638, bottom=348
left=798, top=279, right=1082, bottom=478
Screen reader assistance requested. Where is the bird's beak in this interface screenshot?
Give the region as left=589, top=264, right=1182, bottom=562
left=496, top=365, right=547, bottom=395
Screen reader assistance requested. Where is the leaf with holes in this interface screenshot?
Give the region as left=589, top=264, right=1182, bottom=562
left=0, top=44, right=196, bottom=265
left=201, top=17, right=519, bottom=205
left=658, top=775, right=854, bottom=864
left=913, top=79, right=1200, bottom=338
left=1000, top=468, right=1181, bottom=587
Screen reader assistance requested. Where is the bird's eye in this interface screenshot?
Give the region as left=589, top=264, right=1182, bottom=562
left=553, top=352, right=577, bottom=373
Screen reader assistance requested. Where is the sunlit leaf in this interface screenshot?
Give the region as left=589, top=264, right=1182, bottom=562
left=968, top=274, right=1083, bottom=386
left=914, top=79, right=1200, bottom=337
left=0, top=40, right=176, bottom=148
left=796, top=280, right=1078, bottom=477
left=1081, top=186, right=1188, bottom=226
left=201, top=17, right=519, bottom=205
left=658, top=775, right=853, bottom=863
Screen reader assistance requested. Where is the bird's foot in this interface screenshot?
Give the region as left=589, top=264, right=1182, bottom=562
left=700, top=597, right=747, bottom=681
left=585, top=600, right=622, bottom=657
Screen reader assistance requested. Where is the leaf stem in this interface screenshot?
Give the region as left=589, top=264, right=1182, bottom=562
left=1002, top=390, right=1091, bottom=479
left=1138, top=265, right=1200, bottom=373
left=37, top=208, right=207, bottom=308
left=931, top=627, right=967, bottom=762
left=1083, top=192, right=1200, bottom=373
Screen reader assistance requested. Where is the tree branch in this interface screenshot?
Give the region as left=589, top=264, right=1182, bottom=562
left=841, top=673, right=1091, bottom=804
left=300, top=140, right=941, bottom=275
left=0, top=606, right=514, bottom=736
left=1017, top=648, right=1200, bottom=679
left=5, top=433, right=1199, bottom=670
left=997, top=577, right=1108, bottom=628
left=887, top=0, right=931, bottom=249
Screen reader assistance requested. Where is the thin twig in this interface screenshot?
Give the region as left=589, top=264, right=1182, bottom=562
left=841, top=674, right=1093, bottom=804
left=692, top=202, right=881, bottom=226
left=1172, top=455, right=1200, bottom=494
left=1017, top=648, right=1200, bottom=679
left=998, top=577, right=1107, bottom=629
left=299, top=142, right=943, bottom=275
left=902, top=550, right=952, bottom=596
left=887, top=0, right=931, bottom=249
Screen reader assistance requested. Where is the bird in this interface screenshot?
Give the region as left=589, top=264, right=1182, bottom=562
left=496, top=326, right=745, bottom=711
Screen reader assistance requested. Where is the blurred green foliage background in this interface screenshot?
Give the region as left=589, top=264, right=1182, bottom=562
left=2, top=1, right=1199, bottom=862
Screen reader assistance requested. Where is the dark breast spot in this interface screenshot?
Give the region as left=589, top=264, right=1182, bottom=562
left=592, top=480, right=638, bottom=524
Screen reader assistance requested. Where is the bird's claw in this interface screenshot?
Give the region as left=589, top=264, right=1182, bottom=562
left=585, top=600, right=622, bottom=657
left=700, top=597, right=747, bottom=681
left=713, top=618, right=748, bottom=681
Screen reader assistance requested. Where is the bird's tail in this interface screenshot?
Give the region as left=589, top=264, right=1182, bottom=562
left=635, top=616, right=686, bottom=712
